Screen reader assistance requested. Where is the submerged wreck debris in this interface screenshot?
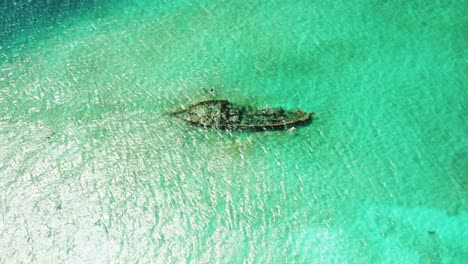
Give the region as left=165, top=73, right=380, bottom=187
left=172, top=100, right=313, bottom=131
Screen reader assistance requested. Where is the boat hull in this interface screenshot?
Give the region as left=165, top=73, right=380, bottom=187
left=173, top=100, right=312, bottom=131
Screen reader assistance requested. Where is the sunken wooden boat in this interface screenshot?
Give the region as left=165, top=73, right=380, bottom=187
left=173, top=100, right=313, bottom=131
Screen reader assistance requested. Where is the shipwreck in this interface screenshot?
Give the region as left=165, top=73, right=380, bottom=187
left=172, top=100, right=313, bottom=131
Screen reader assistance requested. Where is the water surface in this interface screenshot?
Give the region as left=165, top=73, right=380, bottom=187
left=1, top=0, right=467, bottom=262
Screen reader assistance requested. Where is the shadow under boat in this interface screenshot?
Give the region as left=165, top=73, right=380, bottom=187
left=172, top=100, right=313, bottom=131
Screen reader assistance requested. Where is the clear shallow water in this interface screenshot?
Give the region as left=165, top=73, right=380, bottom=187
left=1, top=0, right=467, bottom=263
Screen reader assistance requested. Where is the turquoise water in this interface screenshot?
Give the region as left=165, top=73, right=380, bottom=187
left=1, top=0, right=467, bottom=262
